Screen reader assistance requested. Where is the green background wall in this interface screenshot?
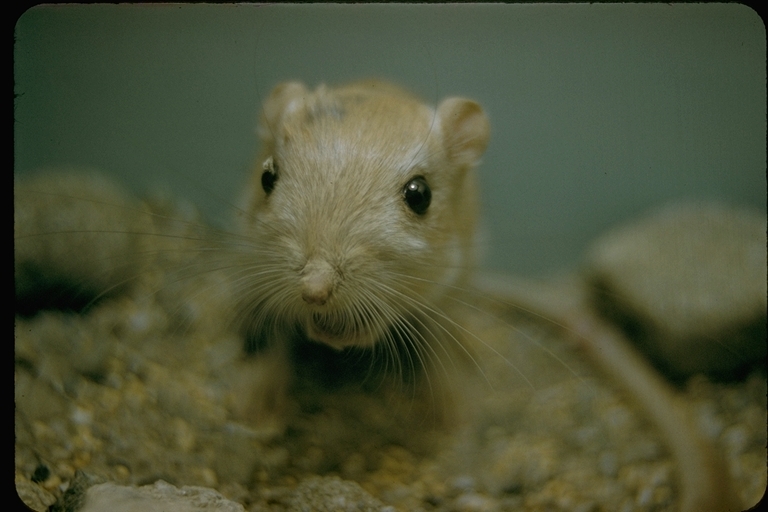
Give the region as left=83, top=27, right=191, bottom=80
left=14, top=4, right=766, bottom=275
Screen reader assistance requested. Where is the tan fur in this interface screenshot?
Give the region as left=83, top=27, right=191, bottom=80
left=237, top=81, right=488, bottom=350
left=222, top=80, right=491, bottom=428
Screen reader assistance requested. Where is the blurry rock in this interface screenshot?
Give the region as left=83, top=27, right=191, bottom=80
left=14, top=169, right=154, bottom=314
left=15, top=477, right=57, bottom=511
left=76, top=480, right=245, bottom=512
left=587, top=201, right=766, bottom=381
left=288, top=476, right=392, bottom=512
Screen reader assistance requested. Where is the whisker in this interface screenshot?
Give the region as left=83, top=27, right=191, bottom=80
left=391, top=270, right=590, bottom=386
left=364, top=278, right=501, bottom=390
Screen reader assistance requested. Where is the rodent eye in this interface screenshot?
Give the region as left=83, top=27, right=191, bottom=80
left=403, top=176, right=431, bottom=215
left=261, top=156, right=279, bottom=194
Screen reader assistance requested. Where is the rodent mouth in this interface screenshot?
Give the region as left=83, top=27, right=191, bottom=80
left=306, top=312, right=377, bottom=349
left=312, top=312, right=347, bottom=337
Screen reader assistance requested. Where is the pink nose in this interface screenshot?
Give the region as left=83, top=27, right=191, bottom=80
left=302, top=288, right=330, bottom=306
left=300, top=259, right=335, bottom=306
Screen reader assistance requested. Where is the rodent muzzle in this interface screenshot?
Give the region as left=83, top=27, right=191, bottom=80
left=300, top=258, right=336, bottom=306
left=305, top=307, right=381, bottom=349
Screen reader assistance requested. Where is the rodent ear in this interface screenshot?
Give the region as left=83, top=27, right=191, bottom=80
left=437, top=98, right=490, bottom=167
left=258, top=81, right=309, bottom=142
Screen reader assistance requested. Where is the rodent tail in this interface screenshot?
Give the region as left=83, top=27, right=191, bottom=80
left=473, top=272, right=744, bottom=512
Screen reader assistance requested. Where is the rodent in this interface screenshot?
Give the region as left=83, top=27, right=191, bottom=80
left=236, top=80, right=487, bottom=350
left=218, top=80, right=490, bottom=425
left=14, top=80, right=743, bottom=511
left=228, top=81, right=742, bottom=512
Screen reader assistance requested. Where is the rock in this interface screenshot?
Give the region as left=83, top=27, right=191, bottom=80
left=587, top=201, right=767, bottom=381
left=76, top=480, right=245, bottom=512
left=14, top=170, right=155, bottom=314
left=15, top=477, right=57, bottom=511
left=287, top=476, right=393, bottom=512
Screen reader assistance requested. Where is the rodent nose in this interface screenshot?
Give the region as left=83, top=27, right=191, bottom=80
left=302, top=287, right=330, bottom=306
left=300, top=259, right=335, bottom=306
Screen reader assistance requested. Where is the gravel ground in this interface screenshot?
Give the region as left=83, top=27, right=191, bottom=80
left=14, top=283, right=766, bottom=511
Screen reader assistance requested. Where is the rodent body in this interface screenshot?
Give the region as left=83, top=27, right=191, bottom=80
left=14, top=81, right=746, bottom=511
left=214, top=80, right=491, bottom=426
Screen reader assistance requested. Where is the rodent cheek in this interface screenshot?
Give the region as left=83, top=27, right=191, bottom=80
left=373, top=217, right=432, bottom=256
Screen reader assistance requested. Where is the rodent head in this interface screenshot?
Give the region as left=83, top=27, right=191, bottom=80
left=237, top=80, right=489, bottom=350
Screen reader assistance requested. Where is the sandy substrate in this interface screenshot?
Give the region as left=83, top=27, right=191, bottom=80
left=14, top=285, right=766, bottom=511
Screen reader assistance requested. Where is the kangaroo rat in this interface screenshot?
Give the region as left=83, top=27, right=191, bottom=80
left=218, top=80, right=490, bottom=424
left=15, top=80, right=744, bottom=511
left=237, top=80, right=487, bottom=347
left=231, top=81, right=741, bottom=511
